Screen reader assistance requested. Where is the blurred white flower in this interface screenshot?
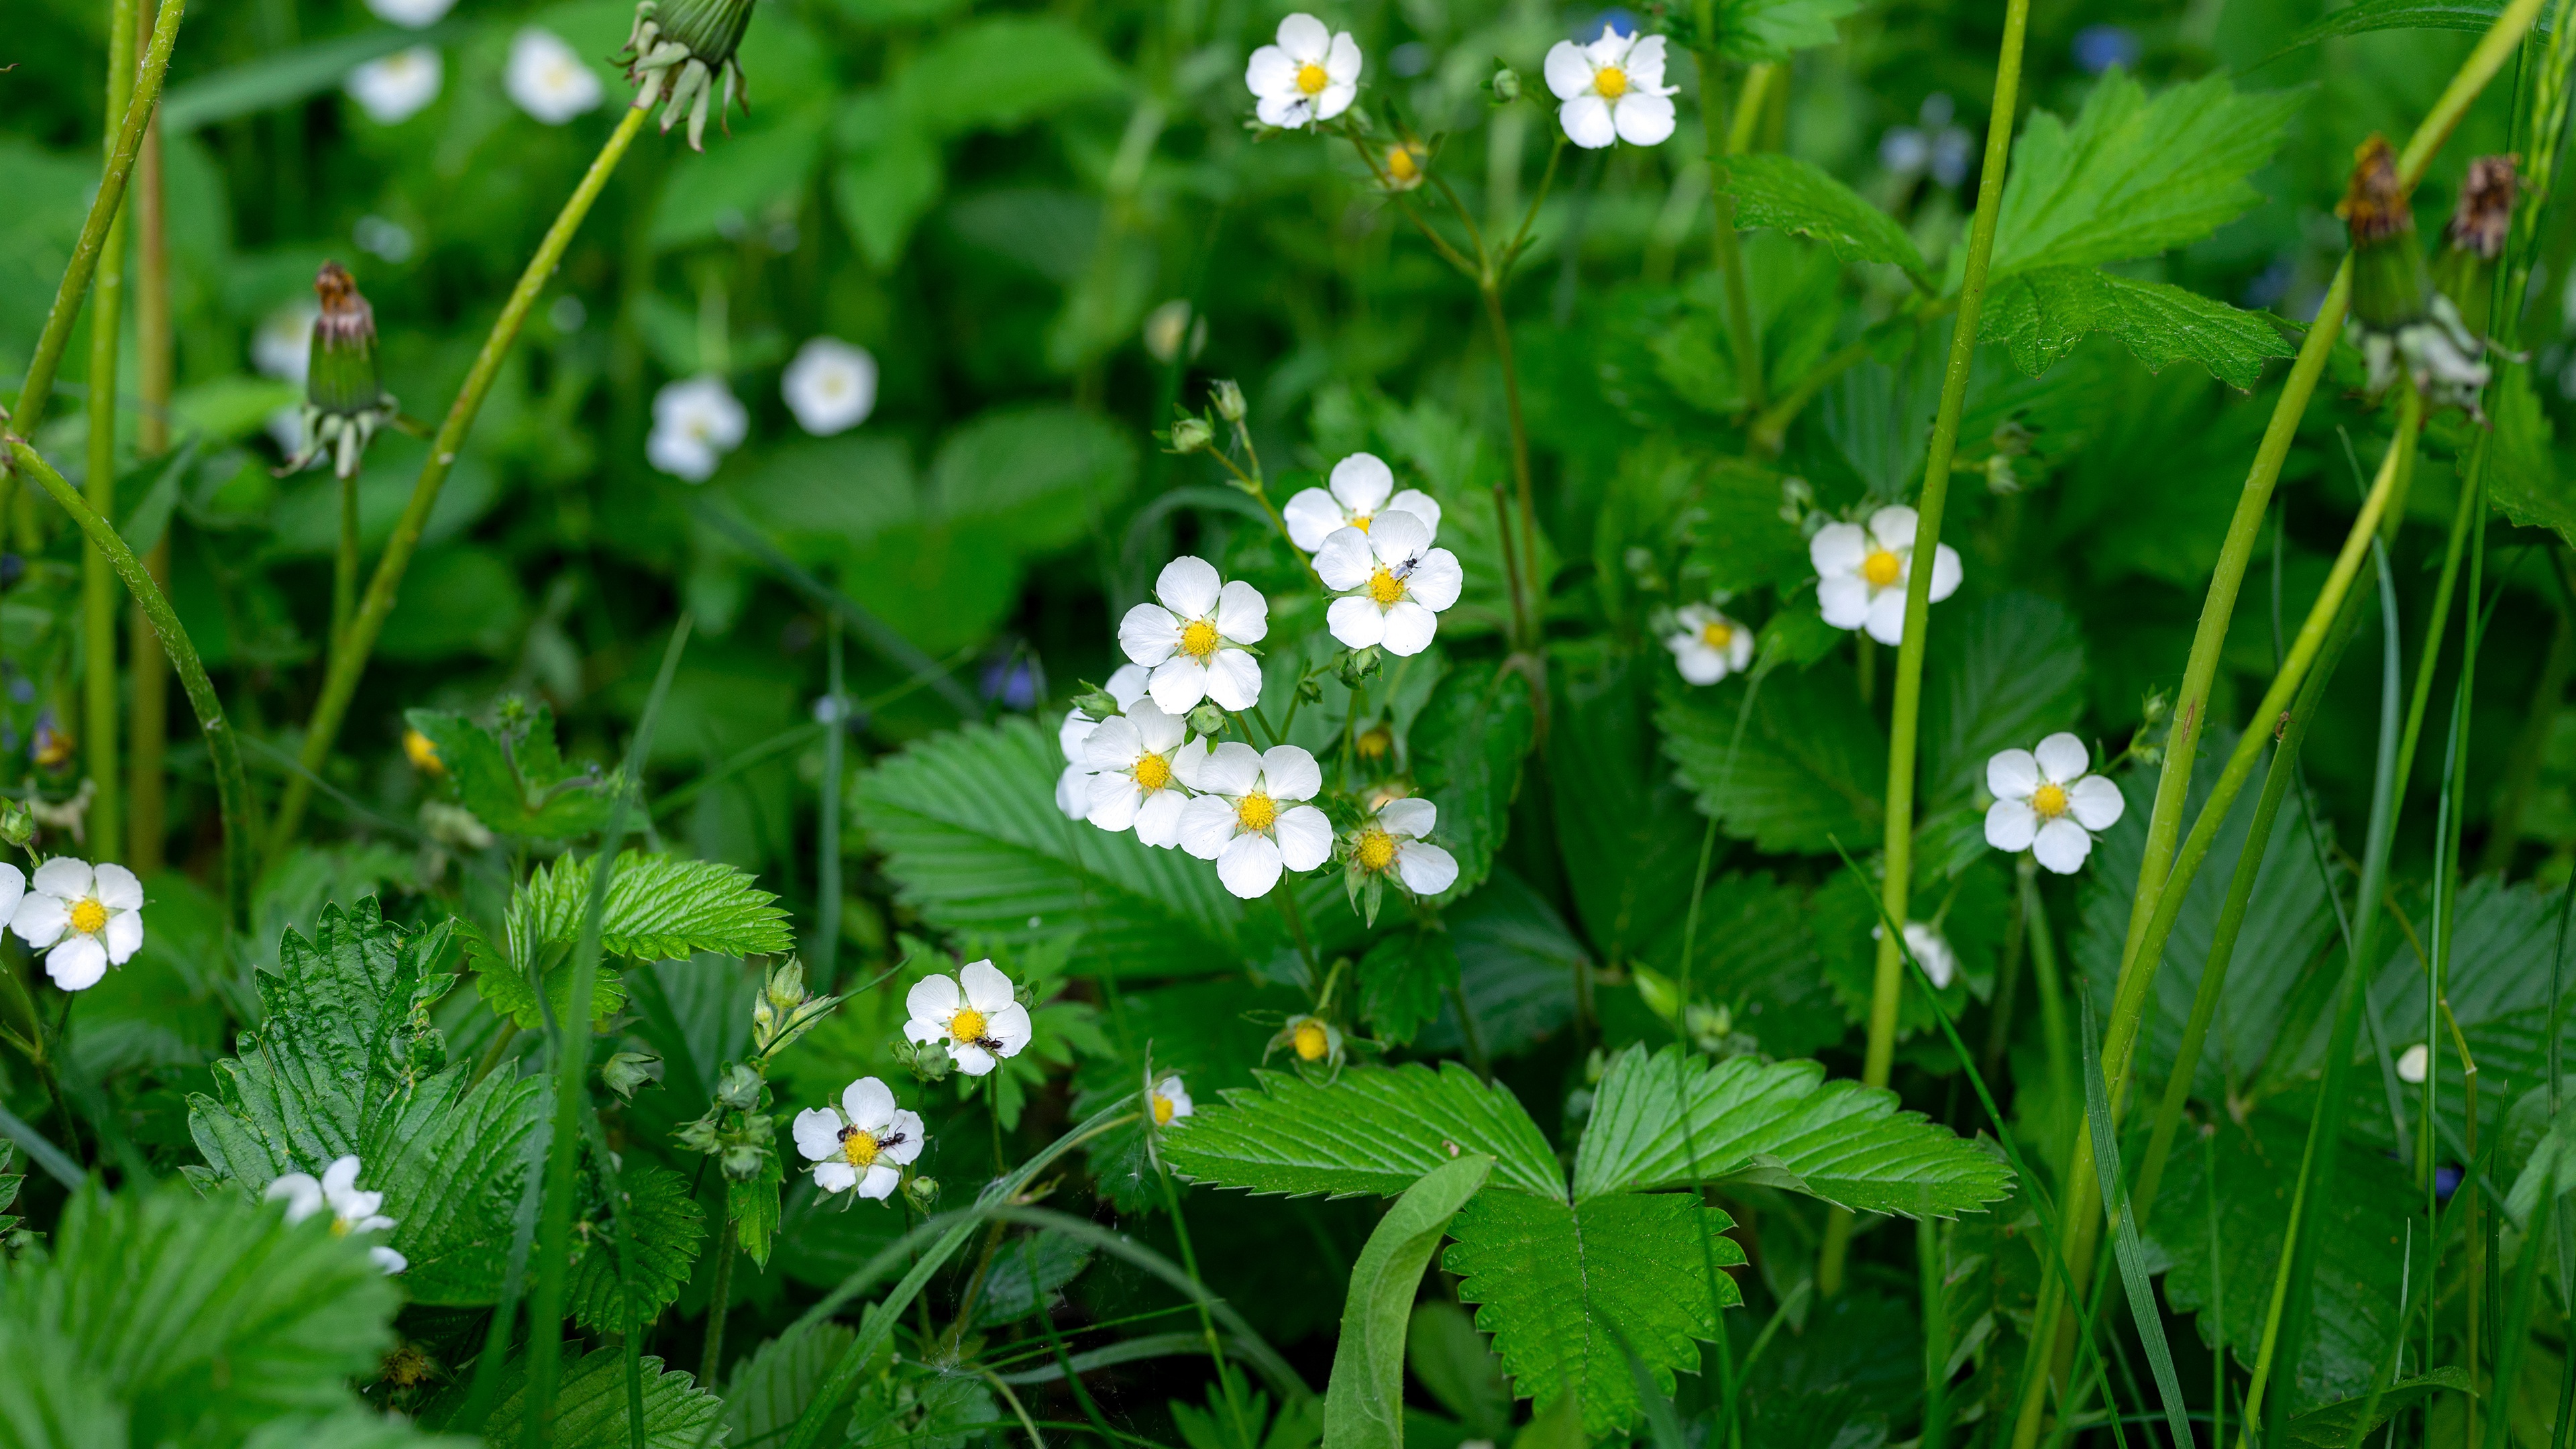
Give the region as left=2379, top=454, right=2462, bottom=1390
left=782, top=337, right=878, bottom=435
left=1142, top=299, right=1205, bottom=364
left=1056, top=663, right=1150, bottom=819
left=1118, top=557, right=1269, bottom=714
left=792, top=1077, right=924, bottom=1199
left=1084, top=701, right=1207, bottom=848
left=506, top=28, right=603, bottom=124
left=1544, top=27, right=1676, bottom=149
left=1874, top=920, right=1957, bottom=989
left=1282, top=452, right=1442, bottom=551
left=903, top=959, right=1033, bottom=1076
left=11, top=859, right=138, bottom=992
left=1177, top=743, right=1332, bottom=898
left=266, top=1156, right=407, bottom=1273
left=1985, top=733, right=2125, bottom=874
left=1313, top=511, right=1460, bottom=657
left=253, top=304, right=319, bottom=384
left=646, top=374, right=747, bottom=482
left=2397, top=1042, right=2430, bottom=1083
left=345, top=46, right=444, bottom=125
left=1665, top=603, right=1754, bottom=685
left=1245, top=14, right=1360, bottom=129
left=1811, top=504, right=1962, bottom=645
left=367, top=0, right=455, bottom=28
left=1349, top=796, right=1458, bottom=897
left=1150, top=1074, right=1194, bottom=1125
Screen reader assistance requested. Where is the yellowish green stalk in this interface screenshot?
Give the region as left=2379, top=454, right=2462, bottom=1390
left=82, top=0, right=139, bottom=867
left=128, top=0, right=171, bottom=873
left=1697, top=41, right=1764, bottom=414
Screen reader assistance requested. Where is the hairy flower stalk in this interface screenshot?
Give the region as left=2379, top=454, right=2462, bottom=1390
left=278, top=264, right=398, bottom=658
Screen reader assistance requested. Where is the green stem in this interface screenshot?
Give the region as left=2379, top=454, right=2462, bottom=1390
left=127, top=0, right=171, bottom=875
left=817, top=617, right=845, bottom=990
left=1919, top=1216, right=1950, bottom=1449
left=268, top=102, right=651, bottom=855
left=1699, top=51, right=1766, bottom=414
left=1822, top=0, right=2030, bottom=1298
left=2021, top=857, right=2074, bottom=1179
left=699, top=1217, right=737, bottom=1385
left=83, top=0, right=138, bottom=867
left=5, top=438, right=249, bottom=930
left=331, top=470, right=360, bottom=664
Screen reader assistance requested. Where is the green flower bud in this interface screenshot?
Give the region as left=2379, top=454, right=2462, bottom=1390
left=621, top=0, right=756, bottom=151
left=904, top=1174, right=941, bottom=1210
left=280, top=262, right=398, bottom=482
left=1169, top=416, right=1216, bottom=453
left=1490, top=65, right=1522, bottom=103
left=602, top=1050, right=663, bottom=1099
left=0, top=800, right=33, bottom=851
left=1185, top=703, right=1228, bottom=737
left=1336, top=645, right=1381, bottom=688
left=1210, top=378, right=1247, bottom=423
left=713, top=1061, right=764, bottom=1110
left=2341, top=136, right=2491, bottom=417
left=1071, top=683, right=1122, bottom=718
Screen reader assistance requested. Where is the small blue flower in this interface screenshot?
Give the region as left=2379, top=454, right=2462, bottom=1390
left=1580, top=7, right=1638, bottom=40
left=2074, top=24, right=2139, bottom=75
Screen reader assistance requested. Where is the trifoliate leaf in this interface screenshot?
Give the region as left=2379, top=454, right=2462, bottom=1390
left=568, top=1163, right=707, bottom=1336
left=188, top=900, right=547, bottom=1305
left=1727, top=154, right=1928, bottom=282
left=1988, top=72, right=2302, bottom=276
left=1163, top=1062, right=1566, bottom=1201
left=1444, top=1189, right=1745, bottom=1436
left=1714, top=0, right=1863, bottom=60
left=466, top=1348, right=727, bottom=1448
left=1978, top=266, right=2293, bottom=389
left=1658, top=667, right=1884, bottom=856
left=1571, top=1044, right=2015, bottom=1214
left=405, top=703, right=621, bottom=839
left=1918, top=592, right=2090, bottom=817
left=1410, top=659, right=1538, bottom=900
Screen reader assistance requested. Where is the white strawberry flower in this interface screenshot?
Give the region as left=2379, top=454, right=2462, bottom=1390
left=1056, top=663, right=1150, bottom=820
left=782, top=337, right=879, bottom=436
left=1985, top=733, right=2125, bottom=874
left=1349, top=796, right=1458, bottom=896
left=646, top=375, right=748, bottom=482
left=2397, top=1042, right=2430, bottom=1083
left=367, top=0, right=454, bottom=27
left=1665, top=603, right=1754, bottom=684
left=1084, top=702, right=1208, bottom=848
left=1875, top=920, right=1958, bottom=989
left=1543, top=27, right=1678, bottom=150
left=11, top=859, right=137, bottom=991
left=1118, top=557, right=1269, bottom=714
left=345, top=46, right=443, bottom=125
left=1282, top=453, right=1444, bottom=552
left=505, top=28, right=603, bottom=124
left=266, top=1155, right=407, bottom=1273
left=792, top=1077, right=925, bottom=1199
left=1149, top=1073, right=1194, bottom=1126
left=1245, top=14, right=1361, bottom=130
left=1178, top=743, right=1332, bottom=898
left=903, top=959, right=1034, bottom=1076
left=1811, top=504, right=1962, bottom=645
left=1313, top=511, right=1462, bottom=657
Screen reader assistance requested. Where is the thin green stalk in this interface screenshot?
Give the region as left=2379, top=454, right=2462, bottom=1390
left=1823, top=0, right=2031, bottom=1296
left=818, top=616, right=845, bottom=990
left=2023, top=856, right=2075, bottom=1175
left=5, top=438, right=249, bottom=930
left=1919, top=1215, right=1950, bottom=1449
left=521, top=615, right=689, bottom=1448
left=269, top=101, right=652, bottom=855
left=1696, top=46, right=1765, bottom=414
left=127, top=0, right=171, bottom=875
left=2487, top=1184, right=2550, bottom=1449
left=699, top=1218, right=737, bottom=1385
left=1159, top=1165, right=1254, bottom=1448
left=331, top=472, right=360, bottom=663
left=83, top=0, right=138, bottom=867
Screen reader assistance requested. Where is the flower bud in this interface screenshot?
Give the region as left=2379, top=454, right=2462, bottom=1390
left=1210, top=378, right=1247, bottom=423
left=0, top=800, right=32, bottom=850
left=764, top=959, right=810, bottom=1015
left=1169, top=416, right=1216, bottom=453
left=2436, top=154, right=2518, bottom=338
left=280, top=263, right=399, bottom=481
left=1186, top=703, right=1228, bottom=737
left=1071, top=684, right=1122, bottom=719
left=904, top=1174, right=941, bottom=1210
left=2341, top=136, right=2491, bottom=416
left=1336, top=645, right=1381, bottom=688
left=713, top=1061, right=763, bottom=1111
left=621, top=0, right=755, bottom=151
left=1489, top=65, right=1521, bottom=103
left=602, top=1050, right=663, bottom=1099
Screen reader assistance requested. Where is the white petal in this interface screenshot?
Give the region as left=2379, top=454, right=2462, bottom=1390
left=323, top=1157, right=363, bottom=1198
left=0, top=867, right=25, bottom=926
left=903, top=1015, right=945, bottom=1046
left=1082, top=715, right=1143, bottom=771
left=1328, top=596, right=1389, bottom=649
left=1624, top=34, right=1671, bottom=88
left=1204, top=649, right=1265, bottom=712
left=1927, top=543, right=1964, bottom=602
left=1380, top=600, right=1440, bottom=656
left=1379, top=796, right=1437, bottom=837
left=906, top=974, right=962, bottom=1025
left=32, top=859, right=91, bottom=901
left=883, top=1110, right=926, bottom=1164
left=1087, top=775, right=1144, bottom=831
left=948, top=1041, right=1000, bottom=1076
left=1217, top=833, right=1286, bottom=898
left=2068, top=775, right=2127, bottom=831
left=103, top=910, right=142, bottom=965
left=1405, top=548, right=1463, bottom=610
left=1317, top=80, right=1355, bottom=120
left=1331, top=452, right=1395, bottom=514
left=1196, top=742, right=1263, bottom=795
left=1106, top=663, right=1152, bottom=707
left=1273, top=806, right=1334, bottom=872
left=11, top=894, right=67, bottom=949
left=1177, top=796, right=1240, bottom=859
left=1560, top=95, right=1617, bottom=148
left=46, top=936, right=107, bottom=991
left=92, top=864, right=142, bottom=911
left=1324, top=30, right=1362, bottom=81
left=1118, top=603, right=1181, bottom=666
left=1397, top=840, right=1460, bottom=895
left=792, top=1108, right=844, bottom=1162
left=814, top=1161, right=859, bottom=1193
left=1260, top=745, right=1324, bottom=802
left=1134, top=788, right=1189, bottom=848
left=370, top=1246, right=409, bottom=1274
left=1059, top=708, right=1098, bottom=762
left=1245, top=44, right=1299, bottom=99
left=1148, top=657, right=1213, bottom=713
left=1810, top=521, right=1868, bottom=576
left=2033, top=818, right=2095, bottom=875
left=1256, top=92, right=1316, bottom=128
left=961, top=959, right=1016, bottom=1010
left=842, top=1076, right=898, bottom=1130
left=1613, top=93, right=1676, bottom=146
left=266, top=1174, right=325, bottom=1223
left=1584, top=28, right=1632, bottom=65
left=1276, top=12, right=1331, bottom=60
left=1542, top=40, right=1593, bottom=99
left=1863, top=587, right=1909, bottom=645
left=1986, top=798, right=2039, bottom=853
left=1817, top=575, right=1871, bottom=631
left=1215, top=580, right=1270, bottom=643
left=1386, top=490, right=1442, bottom=537
left=1171, top=735, right=1212, bottom=790
left=1313, top=529, right=1377, bottom=592
left=1130, top=701, right=1186, bottom=753
left=1056, top=765, right=1093, bottom=820
left=1283, top=488, right=1347, bottom=552
left=983, top=1002, right=1033, bottom=1055
left=1868, top=505, right=1920, bottom=550
left=858, top=1165, right=902, bottom=1200
left=1673, top=641, right=1727, bottom=684
left=1366, top=509, right=1433, bottom=564
left=2033, top=733, right=2091, bottom=784
left=1986, top=749, right=2039, bottom=801
left=1155, top=556, right=1224, bottom=619
left=1729, top=629, right=1755, bottom=669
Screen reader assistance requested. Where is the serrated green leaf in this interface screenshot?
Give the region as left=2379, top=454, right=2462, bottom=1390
left=853, top=718, right=1263, bottom=977
left=1358, top=929, right=1459, bottom=1046
left=1979, top=266, right=2292, bottom=388
left=1713, top=0, right=1862, bottom=60
left=494, top=850, right=793, bottom=965
left=1409, top=659, right=1537, bottom=900
left=1727, top=154, right=1927, bottom=280
left=187, top=900, right=546, bottom=1305
left=1325, top=1155, right=1494, bottom=1449
left=2485, top=359, right=2575, bottom=546
left=725, top=1324, right=859, bottom=1448
left=569, top=1163, right=707, bottom=1335
left=472, top=954, right=631, bottom=1030
left=1659, top=667, right=1883, bottom=855
left=1989, top=71, right=2302, bottom=276
left=406, top=704, right=621, bottom=839
left=1163, top=1062, right=1566, bottom=1201
left=469, top=1348, right=727, bottom=1448
left=1552, top=658, right=1707, bottom=973
left=974, top=1232, right=1093, bottom=1328
left=1919, top=592, right=2090, bottom=816
left=1571, top=1044, right=2015, bottom=1214
left=2279, top=1371, right=2471, bottom=1446
left=1444, top=1190, right=1745, bottom=1436
left=729, top=1153, right=786, bottom=1270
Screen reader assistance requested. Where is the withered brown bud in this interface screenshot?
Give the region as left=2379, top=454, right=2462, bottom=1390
left=2445, top=154, right=2518, bottom=262
left=2337, top=136, right=2414, bottom=246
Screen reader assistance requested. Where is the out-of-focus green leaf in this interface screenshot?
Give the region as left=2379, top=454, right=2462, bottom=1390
left=926, top=403, right=1137, bottom=553
left=1550, top=657, right=1705, bottom=970
left=833, top=97, right=945, bottom=270
left=1660, top=667, right=1883, bottom=855
left=375, top=545, right=530, bottom=660
left=899, top=17, right=1127, bottom=134
left=1409, top=660, right=1537, bottom=900
left=463, top=1347, right=726, bottom=1448
left=1713, top=0, right=1863, bottom=60
left=0, top=140, right=93, bottom=364
left=2264, top=0, right=2542, bottom=58
left=1424, top=868, right=1584, bottom=1057
left=1165, top=1061, right=1566, bottom=1201
left=2279, top=1371, right=2471, bottom=1446
left=1407, top=1301, right=1513, bottom=1440
left=1324, top=1154, right=1494, bottom=1449
left=1919, top=592, right=2091, bottom=815
left=2487, top=359, right=2573, bottom=545
left=158, top=21, right=476, bottom=131
left=1358, top=929, right=1460, bottom=1045
left=726, top=1324, right=859, bottom=1448
left=973, top=1232, right=1094, bottom=1327
left=1727, top=153, right=1927, bottom=280
left=1979, top=266, right=2293, bottom=388
left=652, top=110, right=830, bottom=252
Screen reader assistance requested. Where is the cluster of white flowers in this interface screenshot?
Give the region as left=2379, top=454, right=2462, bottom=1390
left=647, top=375, right=749, bottom=481
left=1243, top=15, right=1678, bottom=153
left=1984, top=733, right=2124, bottom=874
left=0, top=859, right=147, bottom=992
left=1288, top=454, right=1461, bottom=656
left=266, top=1155, right=407, bottom=1274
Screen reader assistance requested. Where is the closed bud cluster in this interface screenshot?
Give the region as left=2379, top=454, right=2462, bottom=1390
left=1185, top=703, right=1228, bottom=737
left=1336, top=645, right=1382, bottom=688
left=712, top=1060, right=764, bottom=1111
left=621, top=0, right=755, bottom=150
left=1489, top=64, right=1521, bottom=103
left=751, top=957, right=841, bottom=1059
left=601, top=1050, right=663, bottom=1099
left=1167, top=416, right=1216, bottom=453
left=2339, top=137, right=2491, bottom=417
left=281, top=262, right=398, bottom=481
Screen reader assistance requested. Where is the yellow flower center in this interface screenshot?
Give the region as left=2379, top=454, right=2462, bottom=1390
left=1353, top=512, right=1374, bottom=531
left=69, top=898, right=107, bottom=936
left=1152, top=1093, right=1177, bottom=1125
left=843, top=1128, right=882, bottom=1167
left=1862, top=549, right=1903, bottom=587
left=1366, top=567, right=1407, bottom=606
left=1356, top=828, right=1397, bottom=872
left=1595, top=65, right=1629, bottom=99
left=949, top=1007, right=987, bottom=1043
left=2031, top=782, right=2070, bottom=819
left=330, top=1216, right=352, bottom=1237
left=1297, top=61, right=1330, bottom=95
left=1238, top=791, right=1278, bottom=833
left=1388, top=147, right=1419, bottom=181
left=1134, top=753, right=1173, bottom=791
left=1699, top=620, right=1733, bottom=649
left=403, top=728, right=443, bottom=774
left=1293, top=1020, right=1330, bottom=1060
left=1181, top=619, right=1222, bottom=659
left=1356, top=724, right=1391, bottom=760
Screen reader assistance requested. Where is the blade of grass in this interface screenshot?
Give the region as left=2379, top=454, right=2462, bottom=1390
left=2078, top=991, right=2196, bottom=1449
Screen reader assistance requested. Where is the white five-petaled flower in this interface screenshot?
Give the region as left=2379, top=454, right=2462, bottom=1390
left=1314, top=511, right=1462, bottom=657
left=1875, top=920, right=1958, bottom=989
left=1984, top=733, right=2125, bottom=874
left=904, top=959, right=1034, bottom=1076
left=1085, top=702, right=1208, bottom=848
left=646, top=375, right=749, bottom=482
left=506, top=28, right=604, bottom=124
left=1118, top=557, right=1269, bottom=714
left=1245, top=14, right=1361, bottom=130
left=266, top=1155, right=407, bottom=1273
left=1350, top=796, right=1459, bottom=896
left=13, top=859, right=140, bottom=992
left=1811, top=504, right=1963, bottom=645
left=1178, top=743, right=1332, bottom=898
left=783, top=337, right=879, bottom=436
left=345, top=47, right=444, bottom=125
left=1666, top=603, right=1754, bottom=685
left=792, top=1077, right=925, bottom=1199
left=1057, top=663, right=1151, bottom=820
left=1543, top=27, right=1678, bottom=150
left=1149, top=1073, right=1194, bottom=1126
left=1283, top=453, right=1443, bottom=553
left=367, top=0, right=455, bottom=26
